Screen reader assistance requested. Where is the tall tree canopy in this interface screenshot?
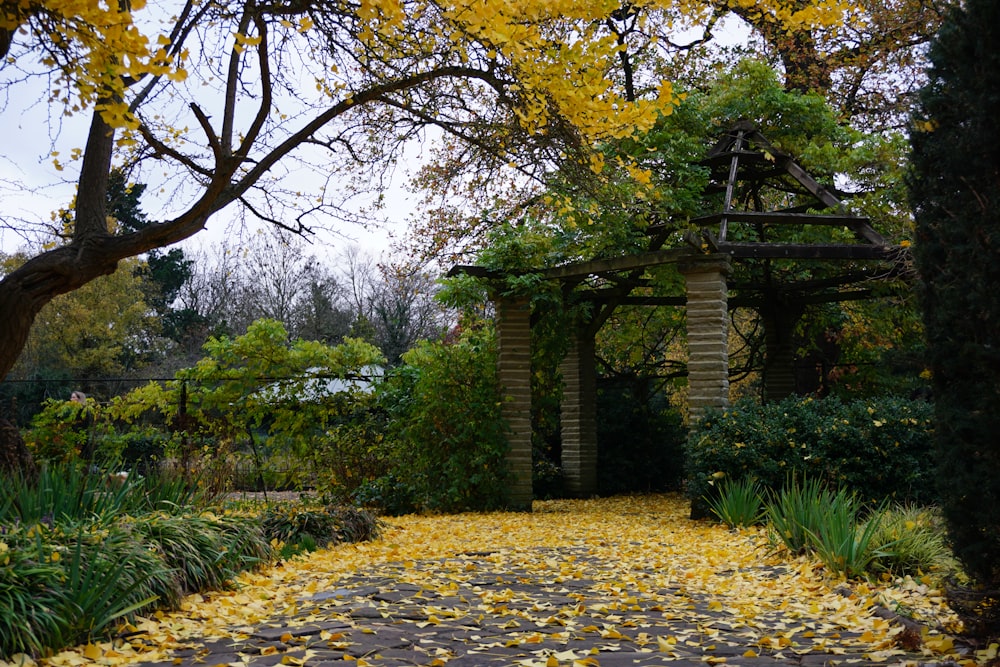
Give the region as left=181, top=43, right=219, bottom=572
left=0, top=0, right=856, bottom=380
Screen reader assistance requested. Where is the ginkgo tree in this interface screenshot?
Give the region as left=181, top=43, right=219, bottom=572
left=0, top=0, right=863, bottom=391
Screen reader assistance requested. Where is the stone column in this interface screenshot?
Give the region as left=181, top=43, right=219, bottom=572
left=679, top=256, right=732, bottom=422
left=560, top=329, right=598, bottom=497
left=495, top=296, right=534, bottom=510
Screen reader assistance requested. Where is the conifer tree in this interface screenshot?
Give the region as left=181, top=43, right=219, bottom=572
left=909, top=0, right=1000, bottom=589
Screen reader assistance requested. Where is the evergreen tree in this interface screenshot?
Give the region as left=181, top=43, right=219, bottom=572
left=108, top=171, right=204, bottom=345
left=909, top=0, right=1000, bottom=589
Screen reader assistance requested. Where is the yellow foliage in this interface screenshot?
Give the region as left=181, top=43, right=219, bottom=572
left=2, top=0, right=187, bottom=127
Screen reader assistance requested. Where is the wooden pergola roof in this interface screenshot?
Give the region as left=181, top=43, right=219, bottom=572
left=449, top=121, right=910, bottom=307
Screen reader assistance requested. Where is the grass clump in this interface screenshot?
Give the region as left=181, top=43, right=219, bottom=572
left=765, top=475, right=846, bottom=555
left=0, top=463, right=271, bottom=660
left=863, top=505, right=957, bottom=579
left=704, top=476, right=764, bottom=529
left=762, top=476, right=957, bottom=581
left=261, top=503, right=382, bottom=559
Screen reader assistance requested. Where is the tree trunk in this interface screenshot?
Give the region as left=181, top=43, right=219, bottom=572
left=0, top=417, right=37, bottom=480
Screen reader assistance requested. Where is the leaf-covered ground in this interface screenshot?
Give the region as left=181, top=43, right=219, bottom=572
left=8, top=495, right=981, bottom=667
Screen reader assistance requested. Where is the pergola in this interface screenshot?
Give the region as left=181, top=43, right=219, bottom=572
left=449, top=121, right=910, bottom=510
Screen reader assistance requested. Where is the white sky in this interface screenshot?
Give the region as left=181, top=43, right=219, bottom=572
left=0, top=14, right=751, bottom=264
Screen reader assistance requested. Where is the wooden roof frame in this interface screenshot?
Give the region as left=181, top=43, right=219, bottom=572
left=449, top=122, right=910, bottom=301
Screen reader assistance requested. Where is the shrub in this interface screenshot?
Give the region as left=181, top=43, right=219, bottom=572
left=863, top=505, right=957, bottom=579
left=910, top=0, right=1000, bottom=593
left=129, top=512, right=271, bottom=594
left=596, top=378, right=687, bottom=494
left=379, top=326, right=510, bottom=513
left=0, top=463, right=271, bottom=659
left=306, top=393, right=393, bottom=504
left=762, top=477, right=957, bottom=581
left=687, top=395, right=935, bottom=517
left=260, top=503, right=382, bottom=557
left=765, top=475, right=852, bottom=555
left=705, top=476, right=764, bottom=529
left=803, top=497, right=888, bottom=580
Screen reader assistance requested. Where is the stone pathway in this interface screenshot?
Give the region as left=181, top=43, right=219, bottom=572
left=139, top=546, right=945, bottom=667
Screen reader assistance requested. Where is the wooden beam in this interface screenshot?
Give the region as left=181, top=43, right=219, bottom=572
left=719, top=243, right=902, bottom=260
left=539, top=248, right=695, bottom=279
left=691, top=211, right=871, bottom=227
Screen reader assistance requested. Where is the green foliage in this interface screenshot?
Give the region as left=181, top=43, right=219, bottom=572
left=306, top=392, right=393, bottom=504
left=0, top=462, right=222, bottom=529
left=862, top=505, right=957, bottom=579
left=765, top=475, right=852, bottom=555
left=596, top=378, right=687, bottom=494
left=261, top=504, right=382, bottom=558
left=762, top=477, right=956, bottom=581
left=0, top=540, right=70, bottom=657
left=377, top=325, right=510, bottom=513
left=705, top=477, right=765, bottom=529
left=909, top=0, right=1000, bottom=590
left=802, top=497, right=889, bottom=580
left=23, top=398, right=95, bottom=464
left=107, top=319, right=385, bottom=490
left=686, top=395, right=936, bottom=517
left=0, top=463, right=272, bottom=658
left=23, top=396, right=174, bottom=471
left=129, top=512, right=270, bottom=595
left=4, top=252, right=165, bottom=383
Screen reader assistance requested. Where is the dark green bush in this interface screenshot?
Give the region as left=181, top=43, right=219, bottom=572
left=686, top=395, right=935, bottom=517
left=910, top=0, right=1000, bottom=595
left=260, top=503, right=381, bottom=556
left=596, top=378, right=687, bottom=494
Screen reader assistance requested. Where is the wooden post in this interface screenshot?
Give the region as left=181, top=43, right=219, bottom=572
left=560, top=329, right=598, bottom=496
left=679, top=256, right=732, bottom=422
left=495, top=296, right=534, bottom=510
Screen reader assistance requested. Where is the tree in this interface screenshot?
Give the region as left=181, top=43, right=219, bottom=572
left=368, top=264, right=450, bottom=365
left=2, top=0, right=702, bottom=383
left=909, top=0, right=1000, bottom=596
left=1, top=250, right=162, bottom=423
left=107, top=170, right=201, bottom=345
left=112, top=318, right=384, bottom=485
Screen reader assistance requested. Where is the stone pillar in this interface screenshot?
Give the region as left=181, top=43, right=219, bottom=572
left=495, top=296, right=534, bottom=510
left=679, top=256, right=732, bottom=422
left=560, top=329, right=598, bottom=497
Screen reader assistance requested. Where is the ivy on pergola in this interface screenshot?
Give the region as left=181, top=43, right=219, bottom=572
left=449, top=122, right=912, bottom=507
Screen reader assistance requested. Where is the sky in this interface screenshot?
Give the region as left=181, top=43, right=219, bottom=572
left=0, top=78, right=415, bottom=261
left=0, top=12, right=751, bottom=265
left=0, top=104, right=413, bottom=261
